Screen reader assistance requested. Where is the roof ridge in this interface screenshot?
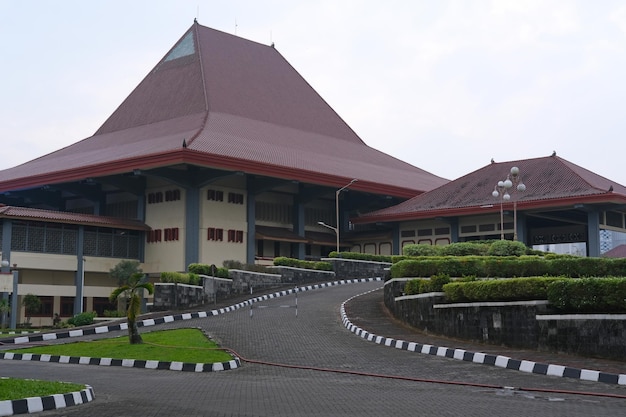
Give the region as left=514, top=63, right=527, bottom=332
left=184, top=20, right=210, bottom=149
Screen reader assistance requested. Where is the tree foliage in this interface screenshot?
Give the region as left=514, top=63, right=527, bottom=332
left=109, top=273, right=154, bottom=344
left=109, top=260, right=143, bottom=286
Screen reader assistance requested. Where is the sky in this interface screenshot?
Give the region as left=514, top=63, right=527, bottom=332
left=1, top=1, right=626, bottom=186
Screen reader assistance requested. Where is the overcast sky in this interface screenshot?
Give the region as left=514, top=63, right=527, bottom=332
left=2, top=1, right=626, bottom=187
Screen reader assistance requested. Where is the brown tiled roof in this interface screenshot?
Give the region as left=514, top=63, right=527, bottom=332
left=354, top=155, right=626, bottom=223
left=0, top=23, right=447, bottom=198
left=0, top=204, right=150, bottom=230
left=602, top=244, right=626, bottom=258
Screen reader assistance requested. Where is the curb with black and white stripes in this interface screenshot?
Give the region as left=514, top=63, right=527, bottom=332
left=0, top=382, right=94, bottom=417
left=341, top=287, right=626, bottom=386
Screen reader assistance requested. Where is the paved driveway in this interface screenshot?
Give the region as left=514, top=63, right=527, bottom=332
left=3, top=281, right=626, bottom=416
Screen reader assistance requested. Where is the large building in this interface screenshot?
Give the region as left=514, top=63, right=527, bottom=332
left=3, top=22, right=626, bottom=326
left=0, top=22, right=447, bottom=325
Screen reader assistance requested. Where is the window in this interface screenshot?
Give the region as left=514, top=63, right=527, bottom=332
left=30, top=296, right=54, bottom=317
left=401, top=230, right=416, bottom=237
left=417, top=228, right=433, bottom=236
left=60, top=296, right=75, bottom=317
left=207, top=189, right=224, bottom=201
left=93, top=297, right=117, bottom=316
left=164, top=228, right=179, bottom=241
left=208, top=228, right=223, bottom=241
left=434, top=227, right=450, bottom=235
left=228, top=192, right=244, bottom=205
left=164, top=189, right=181, bottom=202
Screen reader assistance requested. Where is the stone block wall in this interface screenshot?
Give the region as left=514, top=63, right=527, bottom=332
left=323, top=258, right=391, bottom=280
left=268, top=266, right=335, bottom=284
left=228, top=269, right=282, bottom=293
left=537, top=314, right=626, bottom=361
left=153, top=283, right=206, bottom=311
left=383, top=283, right=626, bottom=360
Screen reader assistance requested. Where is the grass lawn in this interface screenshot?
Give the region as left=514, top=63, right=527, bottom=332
left=1, top=329, right=233, bottom=402
left=7, top=328, right=234, bottom=364
left=0, top=378, right=85, bottom=401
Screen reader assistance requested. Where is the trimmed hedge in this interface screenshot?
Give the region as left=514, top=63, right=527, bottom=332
left=160, top=271, right=201, bottom=285
left=188, top=263, right=230, bottom=279
left=402, top=241, right=526, bottom=258
left=443, top=277, right=565, bottom=303
left=329, top=251, right=393, bottom=263
left=390, top=256, right=626, bottom=279
left=404, top=274, right=451, bottom=295
left=547, top=277, right=626, bottom=312
left=273, top=257, right=333, bottom=271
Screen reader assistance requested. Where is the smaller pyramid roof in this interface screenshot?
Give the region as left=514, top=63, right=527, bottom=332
left=354, top=154, right=626, bottom=223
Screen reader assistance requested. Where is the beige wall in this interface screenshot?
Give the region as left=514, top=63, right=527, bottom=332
left=143, top=183, right=186, bottom=272
left=199, top=184, right=247, bottom=266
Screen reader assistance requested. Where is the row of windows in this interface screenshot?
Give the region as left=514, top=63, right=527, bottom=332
left=25, top=296, right=116, bottom=318
left=401, top=227, right=451, bottom=238
left=256, top=202, right=334, bottom=226
left=3, top=221, right=141, bottom=259
left=146, top=228, right=180, bottom=243
left=207, top=189, right=245, bottom=205
left=148, top=189, right=181, bottom=204
left=207, top=228, right=244, bottom=243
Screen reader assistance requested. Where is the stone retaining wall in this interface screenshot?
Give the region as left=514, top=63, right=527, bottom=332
left=268, top=266, right=335, bottom=284
left=323, top=258, right=391, bottom=280
left=153, top=283, right=206, bottom=311
left=384, top=280, right=626, bottom=361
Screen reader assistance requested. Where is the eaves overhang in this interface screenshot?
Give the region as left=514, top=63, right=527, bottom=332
left=0, top=149, right=422, bottom=199
left=352, top=193, right=626, bottom=225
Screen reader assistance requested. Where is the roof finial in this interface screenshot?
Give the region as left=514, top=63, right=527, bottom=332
left=490, top=158, right=495, bottom=164
left=608, top=185, right=614, bottom=192
left=551, top=150, right=556, bottom=157
left=182, top=139, right=187, bottom=148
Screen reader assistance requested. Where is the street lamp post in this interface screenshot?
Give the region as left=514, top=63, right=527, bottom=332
left=318, top=179, right=358, bottom=253
left=492, top=166, right=526, bottom=241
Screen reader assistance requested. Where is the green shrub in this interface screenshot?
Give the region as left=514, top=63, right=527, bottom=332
left=547, top=277, right=626, bottom=312
left=443, top=277, right=565, bottom=303
left=403, top=274, right=450, bottom=295
left=103, top=309, right=125, bottom=318
left=188, top=263, right=230, bottom=278
left=160, top=272, right=202, bottom=285
left=329, top=252, right=393, bottom=263
left=67, top=311, right=97, bottom=327
left=430, top=273, right=451, bottom=291
left=441, top=242, right=491, bottom=256
left=487, top=240, right=527, bottom=256
left=273, top=257, right=332, bottom=271
left=403, top=244, right=441, bottom=257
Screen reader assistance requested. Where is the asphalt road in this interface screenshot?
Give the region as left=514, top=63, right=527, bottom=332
left=2, top=280, right=626, bottom=416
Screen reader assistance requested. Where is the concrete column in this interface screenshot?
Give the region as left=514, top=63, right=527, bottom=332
left=74, top=226, right=85, bottom=315
left=184, top=187, right=200, bottom=269
left=392, top=223, right=400, bottom=255
left=292, top=196, right=306, bottom=259
left=246, top=193, right=256, bottom=264
left=587, top=210, right=601, bottom=257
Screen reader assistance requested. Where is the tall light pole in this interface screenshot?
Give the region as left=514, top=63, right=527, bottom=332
left=318, top=179, right=358, bottom=253
left=492, top=167, right=526, bottom=241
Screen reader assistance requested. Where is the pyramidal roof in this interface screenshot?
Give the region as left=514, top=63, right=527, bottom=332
left=354, top=154, right=626, bottom=223
left=0, top=22, right=447, bottom=198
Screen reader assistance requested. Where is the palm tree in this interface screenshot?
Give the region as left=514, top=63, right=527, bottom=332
left=109, top=273, right=154, bottom=344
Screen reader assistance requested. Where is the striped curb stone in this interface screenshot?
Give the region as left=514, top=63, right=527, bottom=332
left=0, top=383, right=94, bottom=416
left=340, top=287, right=626, bottom=386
